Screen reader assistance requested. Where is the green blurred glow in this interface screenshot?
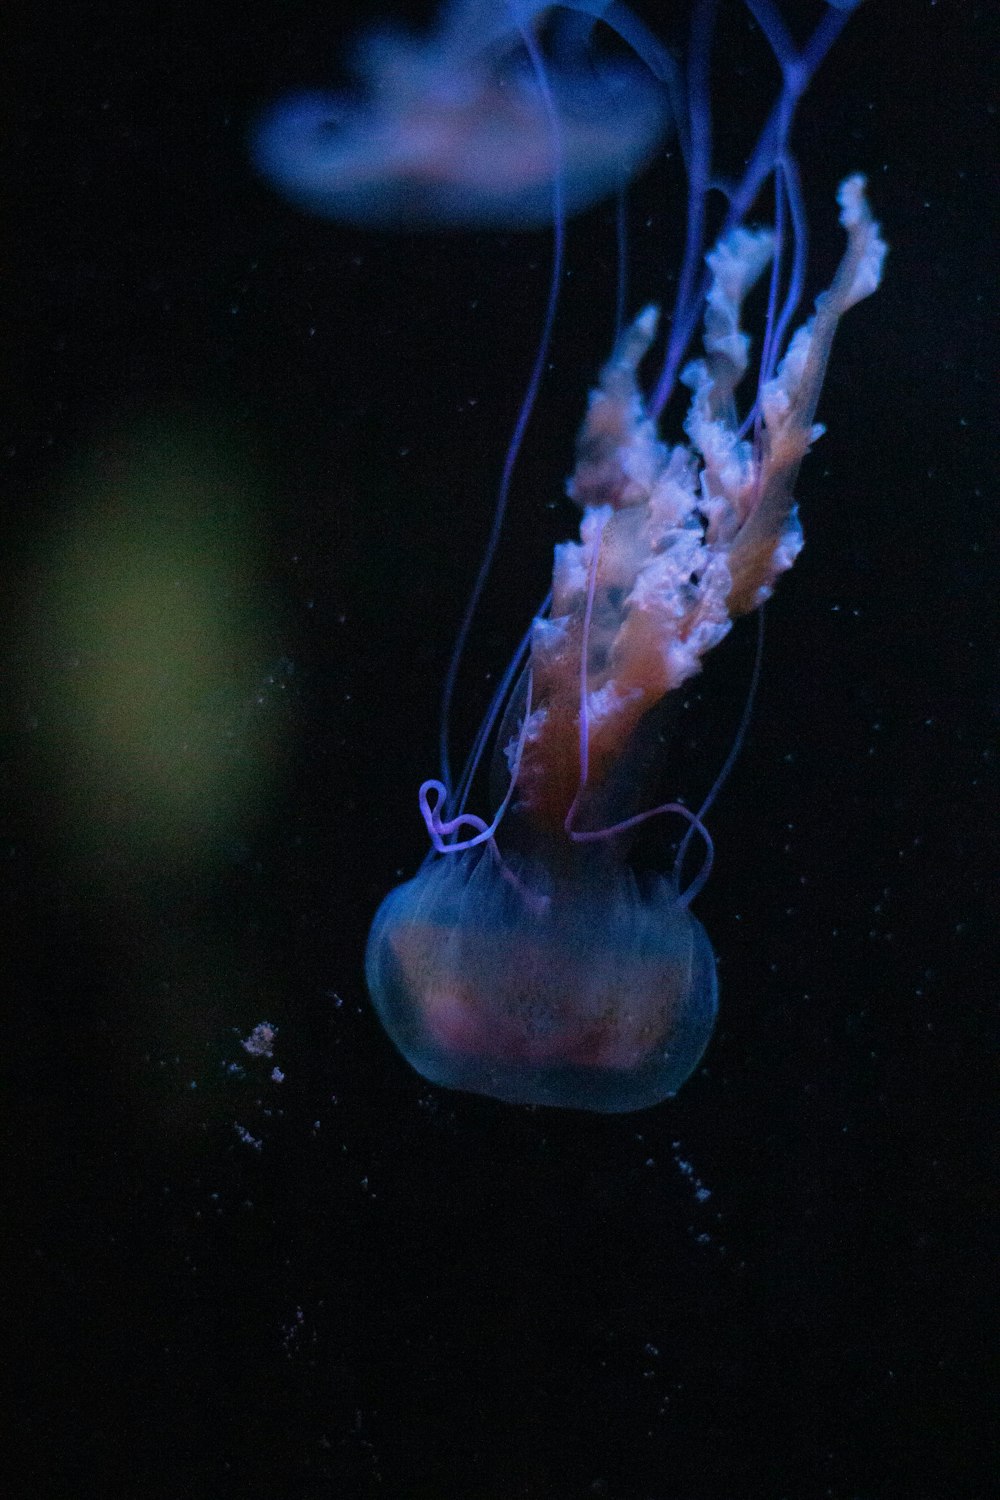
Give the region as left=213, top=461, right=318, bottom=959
left=42, top=414, right=284, bottom=866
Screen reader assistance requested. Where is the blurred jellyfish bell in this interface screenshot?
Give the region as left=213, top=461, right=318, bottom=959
left=252, top=0, right=674, bottom=229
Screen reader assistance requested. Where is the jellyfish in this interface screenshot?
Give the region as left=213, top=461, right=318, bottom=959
left=252, top=0, right=675, bottom=228
left=260, top=1, right=886, bottom=1110
left=367, top=180, right=885, bottom=1110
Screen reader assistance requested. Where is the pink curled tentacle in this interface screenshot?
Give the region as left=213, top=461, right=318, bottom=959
left=418, top=670, right=535, bottom=855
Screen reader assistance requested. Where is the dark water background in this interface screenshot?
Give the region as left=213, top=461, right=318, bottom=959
left=2, top=2, right=994, bottom=1495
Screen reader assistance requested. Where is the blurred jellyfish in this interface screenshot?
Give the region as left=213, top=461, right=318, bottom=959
left=252, top=0, right=675, bottom=228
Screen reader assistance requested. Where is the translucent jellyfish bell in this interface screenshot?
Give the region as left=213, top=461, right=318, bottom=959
left=367, top=840, right=717, bottom=1113
left=252, top=0, right=672, bottom=229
